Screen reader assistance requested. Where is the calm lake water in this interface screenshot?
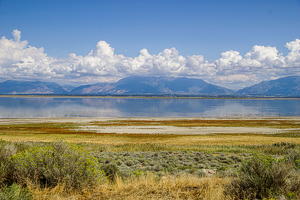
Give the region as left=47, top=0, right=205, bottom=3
left=0, top=97, right=300, bottom=118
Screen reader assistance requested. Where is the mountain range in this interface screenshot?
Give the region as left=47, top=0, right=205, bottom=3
left=237, top=76, right=300, bottom=96
left=0, top=76, right=299, bottom=97
left=69, top=76, right=234, bottom=95
left=0, top=80, right=67, bottom=94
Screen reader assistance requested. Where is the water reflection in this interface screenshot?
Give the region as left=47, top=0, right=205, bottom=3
left=0, top=97, right=299, bottom=118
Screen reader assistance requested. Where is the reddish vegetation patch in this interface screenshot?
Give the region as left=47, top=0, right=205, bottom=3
left=90, top=119, right=300, bottom=128
left=0, top=123, right=183, bottom=138
left=0, top=123, right=88, bottom=135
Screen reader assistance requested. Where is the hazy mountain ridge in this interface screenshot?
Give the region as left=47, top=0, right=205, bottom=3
left=0, top=76, right=299, bottom=96
left=236, top=76, right=300, bottom=96
left=69, top=76, right=234, bottom=95
left=0, top=80, right=67, bottom=94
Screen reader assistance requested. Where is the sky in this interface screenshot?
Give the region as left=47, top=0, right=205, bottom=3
left=0, top=0, right=300, bottom=90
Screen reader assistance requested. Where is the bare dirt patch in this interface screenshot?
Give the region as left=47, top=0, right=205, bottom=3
left=78, top=125, right=285, bottom=135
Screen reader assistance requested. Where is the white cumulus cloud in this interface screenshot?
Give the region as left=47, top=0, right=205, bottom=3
left=0, top=29, right=300, bottom=89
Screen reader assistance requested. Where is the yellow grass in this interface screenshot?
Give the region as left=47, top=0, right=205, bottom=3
left=1, top=132, right=300, bottom=146
left=30, top=174, right=231, bottom=200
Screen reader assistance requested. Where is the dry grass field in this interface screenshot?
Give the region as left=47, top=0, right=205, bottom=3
left=1, top=117, right=300, bottom=199
left=30, top=174, right=231, bottom=200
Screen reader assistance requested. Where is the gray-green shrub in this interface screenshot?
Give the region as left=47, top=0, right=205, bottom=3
left=0, top=183, right=33, bottom=200
left=101, top=163, right=119, bottom=181
left=0, top=141, right=17, bottom=187
left=8, top=140, right=107, bottom=189
left=0, top=140, right=16, bottom=164
left=225, top=154, right=300, bottom=199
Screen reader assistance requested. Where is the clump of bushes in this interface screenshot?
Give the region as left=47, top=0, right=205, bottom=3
left=92, top=151, right=245, bottom=177
left=0, top=140, right=17, bottom=186
left=0, top=140, right=17, bottom=162
left=101, top=163, right=119, bottom=181
left=285, top=148, right=300, bottom=169
left=0, top=183, right=33, bottom=200
left=1, top=140, right=107, bottom=189
left=225, top=154, right=300, bottom=199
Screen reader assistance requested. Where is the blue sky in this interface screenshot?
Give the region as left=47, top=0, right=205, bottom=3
left=0, top=0, right=300, bottom=89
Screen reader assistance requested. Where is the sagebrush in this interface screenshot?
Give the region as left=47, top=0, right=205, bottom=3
left=1, top=140, right=107, bottom=189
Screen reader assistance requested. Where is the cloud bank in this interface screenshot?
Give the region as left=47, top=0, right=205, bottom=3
left=0, top=30, right=300, bottom=89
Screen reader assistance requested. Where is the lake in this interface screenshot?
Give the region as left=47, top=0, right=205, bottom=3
left=0, top=97, right=299, bottom=118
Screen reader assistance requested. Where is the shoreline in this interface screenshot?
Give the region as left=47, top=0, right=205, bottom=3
left=0, top=94, right=300, bottom=100
left=1, top=116, right=300, bottom=124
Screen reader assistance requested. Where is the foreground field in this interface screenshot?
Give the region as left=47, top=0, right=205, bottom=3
left=1, top=117, right=300, bottom=199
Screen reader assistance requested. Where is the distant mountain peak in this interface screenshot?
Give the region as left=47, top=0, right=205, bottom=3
left=70, top=76, right=234, bottom=95
left=237, top=76, right=300, bottom=96
left=0, top=80, right=67, bottom=94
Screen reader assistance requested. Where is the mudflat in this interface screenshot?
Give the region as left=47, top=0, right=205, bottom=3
left=1, top=117, right=300, bottom=135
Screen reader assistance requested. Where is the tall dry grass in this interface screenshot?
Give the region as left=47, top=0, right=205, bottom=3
left=31, top=173, right=231, bottom=200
